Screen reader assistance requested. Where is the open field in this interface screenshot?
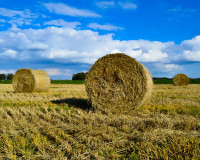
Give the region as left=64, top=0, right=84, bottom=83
left=0, top=84, right=199, bottom=159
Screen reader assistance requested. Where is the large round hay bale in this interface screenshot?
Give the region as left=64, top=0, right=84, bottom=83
left=13, top=68, right=50, bottom=93
left=173, top=74, right=190, bottom=86
left=85, top=53, right=153, bottom=111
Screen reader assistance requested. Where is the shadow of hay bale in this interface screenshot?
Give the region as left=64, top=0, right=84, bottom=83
left=51, top=98, right=92, bottom=110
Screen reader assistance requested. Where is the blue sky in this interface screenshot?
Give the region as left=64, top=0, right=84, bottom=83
left=0, top=0, right=200, bottom=79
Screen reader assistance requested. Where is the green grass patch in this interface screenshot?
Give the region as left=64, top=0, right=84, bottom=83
left=51, top=80, right=85, bottom=84
left=153, top=78, right=173, bottom=84
left=0, top=80, right=12, bottom=84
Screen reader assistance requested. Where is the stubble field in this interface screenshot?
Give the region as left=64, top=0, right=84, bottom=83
left=0, top=84, right=199, bottom=159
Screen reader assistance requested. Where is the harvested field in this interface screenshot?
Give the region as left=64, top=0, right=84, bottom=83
left=0, top=84, right=199, bottom=159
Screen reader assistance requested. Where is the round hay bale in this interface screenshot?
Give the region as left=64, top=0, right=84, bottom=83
left=173, top=74, right=190, bottom=86
left=85, top=53, right=153, bottom=111
left=13, top=68, right=50, bottom=93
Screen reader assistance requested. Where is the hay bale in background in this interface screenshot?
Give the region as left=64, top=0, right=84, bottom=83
left=13, top=68, right=50, bottom=93
left=173, top=74, right=190, bottom=86
left=85, top=53, right=153, bottom=111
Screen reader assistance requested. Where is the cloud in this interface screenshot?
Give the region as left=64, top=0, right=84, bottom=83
left=181, top=36, right=200, bottom=61
left=0, top=8, right=25, bottom=17
left=183, top=50, right=200, bottom=61
left=8, top=24, right=21, bottom=31
left=44, top=19, right=81, bottom=28
left=44, top=68, right=71, bottom=76
left=96, top=1, right=137, bottom=10
left=138, top=49, right=168, bottom=62
left=43, top=3, right=101, bottom=17
left=0, top=8, right=37, bottom=19
left=0, top=26, right=175, bottom=65
left=118, top=2, right=137, bottom=10
left=2, top=26, right=200, bottom=77
left=154, top=63, right=182, bottom=72
left=0, top=49, right=17, bottom=58
left=96, top=1, right=115, bottom=9
left=87, top=23, right=123, bottom=31
left=120, top=40, right=174, bottom=62
left=182, top=35, right=200, bottom=51
left=0, top=8, right=38, bottom=26
left=8, top=18, right=32, bottom=26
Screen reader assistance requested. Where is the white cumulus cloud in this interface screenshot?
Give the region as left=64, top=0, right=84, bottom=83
left=0, top=26, right=175, bottom=65
left=181, top=36, right=200, bottom=61
left=139, top=49, right=168, bottom=62
left=1, top=26, right=200, bottom=76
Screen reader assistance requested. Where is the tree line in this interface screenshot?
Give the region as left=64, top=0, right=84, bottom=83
left=0, top=72, right=87, bottom=81
left=0, top=74, right=14, bottom=80
left=72, top=72, right=87, bottom=80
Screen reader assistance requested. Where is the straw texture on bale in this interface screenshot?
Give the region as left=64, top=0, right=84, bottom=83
left=85, top=53, right=153, bottom=110
left=173, top=74, right=190, bottom=86
left=13, top=68, right=50, bottom=93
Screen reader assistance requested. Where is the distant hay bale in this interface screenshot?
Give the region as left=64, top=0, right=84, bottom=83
left=85, top=53, right=153, bottom=110
left=13, top=68, right=50, bottom=93
left=173, top=74, right=190, bottom=86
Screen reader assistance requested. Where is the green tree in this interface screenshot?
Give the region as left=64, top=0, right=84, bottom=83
left=0, top=74, right=6, bottom=80
left=72, top=72, right=87, bottom=80
left=7, top=73, right=14, bottom=80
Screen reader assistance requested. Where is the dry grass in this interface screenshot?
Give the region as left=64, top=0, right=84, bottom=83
left=0, top=84, right=199, bottom=159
